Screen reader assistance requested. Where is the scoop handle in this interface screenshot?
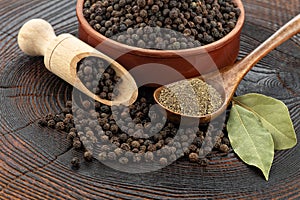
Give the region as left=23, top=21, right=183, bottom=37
left=17, top=19, right=56, bottom=56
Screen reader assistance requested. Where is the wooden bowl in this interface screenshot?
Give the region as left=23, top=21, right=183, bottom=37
left=76, top=0, right=245, bottom=85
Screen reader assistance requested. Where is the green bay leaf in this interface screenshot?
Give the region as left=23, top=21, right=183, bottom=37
left=227, top=104, right=274, bottom=181
left=233, top=93, right=297, bottom=150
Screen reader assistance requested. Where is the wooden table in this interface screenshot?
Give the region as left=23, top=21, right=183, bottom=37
left=0, top=0, right=299, bottom=199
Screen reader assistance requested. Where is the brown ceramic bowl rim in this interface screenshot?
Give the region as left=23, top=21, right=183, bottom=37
left=76, top=0, right=245, bottom=58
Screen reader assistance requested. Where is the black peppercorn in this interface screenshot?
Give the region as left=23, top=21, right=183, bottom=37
left=137, top=0, right=146, bottom=7
left=103, top=123, right=110, bottom=131
left=169, top=8, right=179, bottom=19
left=101, top=144, right=111, bottom=152
left=133, top=153, right=142, bottom=163
left=137, top=40, right=146, bottom=48
left=140, top=9, right=148, bottom=18
left=227, top=21, right=235, bottom=29
left=98, top=152, right=107, bottom=161
left=109, top=124, right=119, bottom=134
left=131, top=140, right=141, bottom=149
left=169, top=154, right=177, bottom=161
left=169, top=0, right=177, bottom=7
left=132, top=148, right=139, bottom=153
left=47, top=119, right=56, bottom=128
left=84, top=151, right=93, bottom=161
left=124, top=151, right=134, bottom=160
left=71, top=157, right=80, bottom=168
left=107, top=152, right=117, bottom=160
left=100, top=135, right=109, bottom=142
left=220, top=144, right=230, bottom=153
left=189, top=144, right=198, bottom=152
left=119, top=157, right=129, bottom=164
left=38, top=118, right=48, bottom=127
left=55, top=121, right=65, bottom=131
left=194, top=16, right=203, bottom=24
left=73, top=140, right=82, bottom=149
left=159, top=157, right=168, bottom=165
left=147, top=144, right=156, bottom=152
left=144, top=151, right=154, bottom=162
left=199, top=158, right=209, bottom=166
left=151, top=4, right=159, bottom=13
left=189, top=152, right=199, bottom=162
left=67, top=131, right=77, bottom=140
left=121, top=143, right=131, bottom=151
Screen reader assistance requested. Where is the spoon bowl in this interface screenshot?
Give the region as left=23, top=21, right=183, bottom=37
left=153, top=77, right=226, bottom=124
left=154, top=14, right=300, bottom=124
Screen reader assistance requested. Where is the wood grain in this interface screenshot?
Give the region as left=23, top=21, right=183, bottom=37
left=0, top=0, right=299, bottom=199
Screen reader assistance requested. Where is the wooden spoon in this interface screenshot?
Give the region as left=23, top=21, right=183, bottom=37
left=18, top=19, right=138, bottom=106
left=154, top=14, right=300, bottom=124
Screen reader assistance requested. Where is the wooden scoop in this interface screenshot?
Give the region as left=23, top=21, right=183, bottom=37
left=154, top=14, right=300, bottom=124
left=18, top=19, right=138, bottom=106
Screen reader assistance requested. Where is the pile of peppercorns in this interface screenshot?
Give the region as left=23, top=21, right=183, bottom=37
left=83, top=0, right=241, bottom=50
left=38, top=88, right=231, bottom=169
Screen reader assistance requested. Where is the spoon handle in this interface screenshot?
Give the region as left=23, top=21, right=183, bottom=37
left=239, top=14, right=300, bottom=72
left=223, top=14, right=300, bottom=100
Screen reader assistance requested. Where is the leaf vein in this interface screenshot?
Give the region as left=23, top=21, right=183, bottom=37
left=235, top=101, right=292, bottom=139
left=233, top=106, right=265, bottom=168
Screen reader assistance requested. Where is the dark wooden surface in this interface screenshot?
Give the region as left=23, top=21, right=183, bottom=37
left=0, top=0, right=299, bottom=199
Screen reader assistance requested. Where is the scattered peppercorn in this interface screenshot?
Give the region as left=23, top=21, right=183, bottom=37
left=73, top=139, right=82, bottom=150
left=67, top=131, right=77, bottom=140
left=159, top=157, right=168, bottom=165
left=189, top=152, right=199, bottom=162
left=47, top=119, right=56, bottom=128
left=71, top=157, right=80, bottom=168
left=84, top=150, right=93, bottom=161
left=219, top=144, right=230, bottom=153
left=38, top=118, right=48, bottom=127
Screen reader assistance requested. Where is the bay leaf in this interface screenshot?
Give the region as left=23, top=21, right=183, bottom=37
left=227, top=104, right=274, bottom=181
left=233, top=93, right=297, bottom=150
